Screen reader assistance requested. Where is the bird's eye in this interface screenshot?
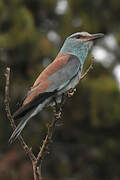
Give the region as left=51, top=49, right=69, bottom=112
left=71, top=35, right=82, bottom=39
left=75, top=35, right=81, bottom=39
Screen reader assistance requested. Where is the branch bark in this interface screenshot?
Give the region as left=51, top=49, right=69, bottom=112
left=4, top=68, right=38, bottom=179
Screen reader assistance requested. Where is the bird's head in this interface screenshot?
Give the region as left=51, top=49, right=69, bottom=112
left=67, top=32, right=104, bottom=49
left=59, top=32, right=104, bottom=64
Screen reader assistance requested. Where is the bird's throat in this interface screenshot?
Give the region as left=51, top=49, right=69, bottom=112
left=59, top=43, right=90, bottom=65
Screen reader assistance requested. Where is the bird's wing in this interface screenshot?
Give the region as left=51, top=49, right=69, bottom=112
left=13, top=54, right=81, bottom=120
left=24, top=54, right=81, bottom=104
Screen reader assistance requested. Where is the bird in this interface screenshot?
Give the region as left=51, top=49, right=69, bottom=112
left=9, top=32, right=104, bottom=143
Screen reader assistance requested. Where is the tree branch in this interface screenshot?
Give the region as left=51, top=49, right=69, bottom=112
left=4, top=56, right=94, bottom=180
left=4, top=68, right=38, bottom=179
left=80, top=56, right=94, bottom=81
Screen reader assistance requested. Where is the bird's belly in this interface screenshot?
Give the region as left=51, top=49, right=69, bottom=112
left=64, top=69, right=81, bottom=91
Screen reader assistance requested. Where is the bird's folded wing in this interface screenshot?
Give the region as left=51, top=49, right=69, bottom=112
left=46, top=54, right=81, bottom=92
left=13, top=91, right=57, bottom=120
left=13, top=54, right=81, bottom=120
left=24, top=54, right=81, bottom=105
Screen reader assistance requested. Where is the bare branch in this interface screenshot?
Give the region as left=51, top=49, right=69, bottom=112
left=80, top=56, right=94, bottom=81
left=35, top=103, right=61, bottom=179
left=4, top=67, right=38, bottom=179
left=4, top=55, right=94, bottom=180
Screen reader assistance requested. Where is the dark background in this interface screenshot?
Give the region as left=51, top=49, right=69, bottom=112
left=0, top=0, right=120, bottom=179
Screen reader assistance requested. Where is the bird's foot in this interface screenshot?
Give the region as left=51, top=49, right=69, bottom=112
left=55, top=111, right=62, bottom=119
left=52, top=106, right=62, bottom=119
left=68, top=88, right=76, bottom=97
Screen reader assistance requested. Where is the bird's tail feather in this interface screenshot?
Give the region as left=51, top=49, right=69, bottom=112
left=9, top=97, right=51, bottom=144
left=8, top=115, right=30, bottom=144
left=9, top=91, right=57, bottom=144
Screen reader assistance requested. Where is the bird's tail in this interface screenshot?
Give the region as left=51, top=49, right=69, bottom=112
left=8, top=101, right=46, bottom=144
left=8, top=115, right=31, bottom=144
left=9, top=91, right=57, bottom=144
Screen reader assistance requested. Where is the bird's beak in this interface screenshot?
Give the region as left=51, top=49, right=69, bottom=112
left=88, top=33, right=104, bottom=41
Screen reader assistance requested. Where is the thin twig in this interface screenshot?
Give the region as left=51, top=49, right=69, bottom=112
left=35, top=104, right=61, bottom=179
left=4, top=67, right=38, bottom=179
left=4, top=68, right=36, bottom=161
left=80, top=57, right=94, bottom=81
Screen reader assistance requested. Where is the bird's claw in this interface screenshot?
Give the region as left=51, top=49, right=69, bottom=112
left=68, top=88, right=76, bottom=97
left=55, top=111, right=61, bottom=119
left=52, top=106, right=62, bottom=119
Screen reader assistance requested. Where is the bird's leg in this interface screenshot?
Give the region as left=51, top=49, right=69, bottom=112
left=52, top=98, right=61, bottom=119
left=60, top=93, right=68, bottom=107
left=68, top=88, right=76, bottom=97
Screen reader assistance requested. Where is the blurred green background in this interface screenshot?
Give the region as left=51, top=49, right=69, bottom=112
left=0, top=0, right=120, bottom=179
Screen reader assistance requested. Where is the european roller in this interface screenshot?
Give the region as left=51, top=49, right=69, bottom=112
left=9, top=32, right=104, bottom=143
